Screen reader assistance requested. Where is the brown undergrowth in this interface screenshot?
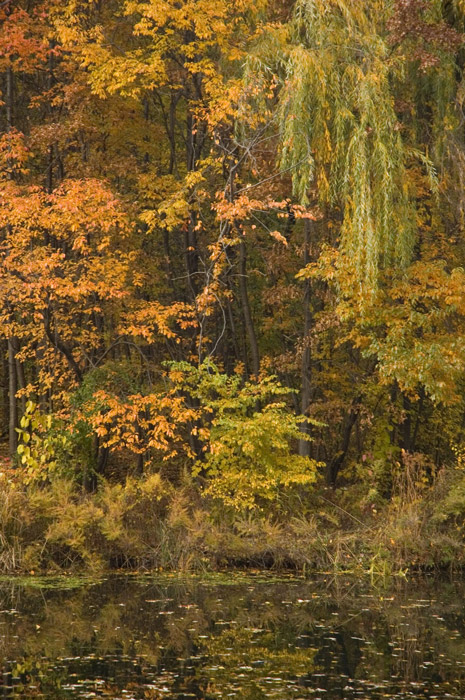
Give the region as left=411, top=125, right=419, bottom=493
left=1, top=456, right=465, bottom=576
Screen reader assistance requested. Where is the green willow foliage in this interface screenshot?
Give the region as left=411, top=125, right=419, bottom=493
left=279, top=0, right=413, bottom=287
left=267, top=0, right=464, bottom=290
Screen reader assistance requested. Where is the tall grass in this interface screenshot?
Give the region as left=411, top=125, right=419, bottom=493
left=1, top=456, right=465, bottom=575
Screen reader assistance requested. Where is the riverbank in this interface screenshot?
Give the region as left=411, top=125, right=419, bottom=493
left=1, top=463, right=464, bottom=576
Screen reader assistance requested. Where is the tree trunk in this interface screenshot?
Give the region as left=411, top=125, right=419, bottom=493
left=8, top=339, right=17, bottom=456
left=2, top=340, right=9, bottom=437
left=401, top=393, right=412, bottom=452
left=43, top=304, right=83, bottom=382
left=238, top=237, right=260, bottom=378
left=6, top=65, right=13, bottom=136
left=5, top=68, right=17, bottom=455
left=11, top=337, right=26, bottom=416
left=184, top=212, right=199, bottom=300
left=298, top=219, right=313, bottom=456
left=326, top=399, right=360, bottom=487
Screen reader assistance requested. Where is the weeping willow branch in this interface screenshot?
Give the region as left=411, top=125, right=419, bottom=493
left=244, top=0, right=463, bottom=293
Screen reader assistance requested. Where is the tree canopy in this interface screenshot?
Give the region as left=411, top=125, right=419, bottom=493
left=2, top=0, right=465, bottom=507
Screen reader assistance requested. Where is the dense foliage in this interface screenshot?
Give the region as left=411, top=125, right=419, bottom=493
left=2, top=0, right=465, bottom=571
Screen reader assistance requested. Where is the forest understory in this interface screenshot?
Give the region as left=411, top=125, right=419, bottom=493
left=1, top=456, right=465, bottom=576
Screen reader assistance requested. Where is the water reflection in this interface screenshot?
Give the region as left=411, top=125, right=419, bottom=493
left=0, top=573, right=465, bottom=698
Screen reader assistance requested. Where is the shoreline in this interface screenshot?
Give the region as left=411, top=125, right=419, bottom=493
left=1, top=470, right=464, bottom=577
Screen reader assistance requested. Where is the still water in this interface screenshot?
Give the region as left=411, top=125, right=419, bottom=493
left=0, top=572, right=465, bottom=699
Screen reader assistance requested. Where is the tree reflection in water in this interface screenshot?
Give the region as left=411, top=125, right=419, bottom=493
left=0, top=574, right=465, bottom=699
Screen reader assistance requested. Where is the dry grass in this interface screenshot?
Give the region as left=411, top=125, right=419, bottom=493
left=1, top=457, right=465, bottom=575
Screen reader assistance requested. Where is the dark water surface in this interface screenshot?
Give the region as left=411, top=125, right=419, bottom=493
left=1, top=572, right=465, bottom=699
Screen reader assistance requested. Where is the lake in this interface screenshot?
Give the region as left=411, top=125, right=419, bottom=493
left=0, top=572, right=465, bottom=698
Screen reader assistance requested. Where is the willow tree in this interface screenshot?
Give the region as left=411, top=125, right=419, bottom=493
left=268, top=0, right=464, bottom=291
left=238, top=0, right=465, bottom=482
